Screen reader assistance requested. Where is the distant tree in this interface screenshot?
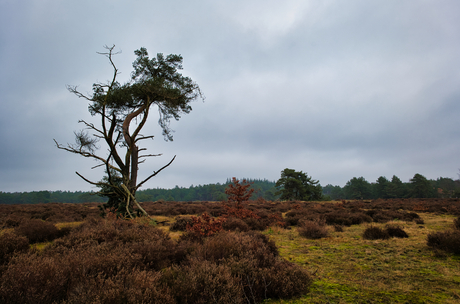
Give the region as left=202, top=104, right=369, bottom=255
left=275, top=169, right=323, bottom=201
left=385, top=175, right=406, bottom=198
left=375, top=176, right=390, bottom=199
left=434, top=177, right=458, bottom=198
left=55, top=45, right=202, bottom=218
left=409, top=173, right=435, bottom=198
left=322, top=184, right=344, bottom=200
left=225, top=177, right=255, bottom=205
left=343, top=177, right=371, bottom=199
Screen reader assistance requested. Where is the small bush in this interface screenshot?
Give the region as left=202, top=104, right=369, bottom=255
left=169, top=216, right=193, bottom=232
left=415, top=218, right=425, bottom=225
left=0, top=232, right=29, bottom=266
left=161, top=259, right=244, bottom=304
left=385, top=224, right=409, bottom=238
left=362, top=226, right=390, bottom=240
left=454, top=217, right=460, bottom=230
left=15, top=219, right=59, bottom=243
left=65, top=269, right=175, bottom=304
left=427, top=230, right=460, bottom=254
left=222, top=217, right=250, bottom=232
left=298, top=220, right=329, bottom=239
left=334, top=224, right=344, bottom=232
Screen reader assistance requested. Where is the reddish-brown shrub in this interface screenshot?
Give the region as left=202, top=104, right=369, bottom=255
left=161, top=259, right=245, bottom=304
left=298, top=220, right=329, bottom=239
left=385, top=224, right=409, bottom=238
left=427, top=230, right=460, bottom=254
left=15, top=219, right=59, bottom=243
left=2, top=214, right=28, bottom=228
left=334, top=224, right=344, bottom=232
left=0, top=232, right=29, bottom=266
left=362, top=226, right=390, bottom=240
left=169, top=216, right=193, bottom=232
left=64, top=269, right=175, bottom=304
left=415, top=218, right=425, bottom=225
left=0, top=253, right=71, bottom=304
left=225, top=177, right=255, bottom=205
left=222, top=217, right=250, bottom=232
left=185, top=213, right=225, bottom=240
left=454, top=217, right=460, bottom=230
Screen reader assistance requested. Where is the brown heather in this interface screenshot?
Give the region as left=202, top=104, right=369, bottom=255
left=1, top=198, right=460, bottom=303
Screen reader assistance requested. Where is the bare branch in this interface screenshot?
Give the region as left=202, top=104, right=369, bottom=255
left=54, top=139, right=119, bottom=172
left=78, top=120, right=104, bottom=135
left=135, top=155, right=176, bottom=191
left=135, top=135, right=155, bottom=143
left=75, top=171, right=102, bottom=186
left=121, top=184, right=151, bottom=218
left=66, top=85, right=93, bottom=101
left=139, top=153, right=162, bottom=158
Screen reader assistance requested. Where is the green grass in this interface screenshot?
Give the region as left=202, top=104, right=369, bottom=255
left=263, top=214, right=460, bottom=303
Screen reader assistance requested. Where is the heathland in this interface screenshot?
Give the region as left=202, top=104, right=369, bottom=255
left=1, top=198, right=459, bottom=303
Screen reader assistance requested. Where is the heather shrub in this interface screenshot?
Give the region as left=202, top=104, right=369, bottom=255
left=242, top=216, right=271, bottom=231
left=427, top=230, right=460, bottom=254
left=2, top=214, right=28, bottom=228
left=334, top=224, right=344, bottom=232
left=222, top=217, right=250, bottom=232
left=454, top=217, right=460, bottom=230
left=298, top=220, right=329, bottom=239
left=324, top=212, right=353, bottom=226
left=348, top=213, right=373, bottom=225
left=0, top=253, right=72, bottom=304
left=257, top=260, right=312, bottom=299
left=186, top=231, right=310, bottom=302
left=161, top=259, right=245, bottom=304
left=190, top=231, right=278, bottom=267
left=15, top=219, right=59, bottom=243
left=362, top=226, right=390, bottom=240
left=0, top=232, right=29, bottom=266
left=169, top=216, right=193, bottom=232
left=385, top=224, right=409, bottom=238
left=64, top=269, right=175, bottom=304
left=0, top=217, right=312, bottom=303
left=415, top=218, right=425, bottom=225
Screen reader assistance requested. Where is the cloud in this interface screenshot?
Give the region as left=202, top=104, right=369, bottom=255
left=1, top=0, right=459, bottom=192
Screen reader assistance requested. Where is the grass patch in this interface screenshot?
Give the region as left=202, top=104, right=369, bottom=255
left=263, top=214, right=460, bottom=303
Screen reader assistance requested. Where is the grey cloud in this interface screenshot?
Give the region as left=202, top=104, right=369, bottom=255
left=1, top=1, right=459, bottom=192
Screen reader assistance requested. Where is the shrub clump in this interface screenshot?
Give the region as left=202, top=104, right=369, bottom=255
left=0, top=232, right=29, bottom=266
left=0, top=221, right=312, bottom=304
left=385, top=224, right=409, bottom=238
left=362, top=226, right=390, bottom=240
left=298, top=220, right=329, bottom=239
left=427, top=230, right=460, bottom=255
left=454, top=217, right=460, bottom=230
left=169, top=216, right=193, bottom=232
left=15, top=219, right=59, bottom=243
left=222, top=217, right=250, bottom=232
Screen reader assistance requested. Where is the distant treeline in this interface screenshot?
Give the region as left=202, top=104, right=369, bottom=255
left=1, top=174, right=459, bottom=205
left=0, top=178, right=278, bottom=205
left=323, top=174, right=460, bottom=200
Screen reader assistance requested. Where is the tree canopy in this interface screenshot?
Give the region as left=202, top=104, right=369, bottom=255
left=275, top=168, right=323, bottom=201
left=55, top=45, right=202, bottom=218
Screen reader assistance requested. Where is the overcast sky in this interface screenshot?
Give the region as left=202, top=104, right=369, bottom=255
left=1, top=0, right=460, bottom=192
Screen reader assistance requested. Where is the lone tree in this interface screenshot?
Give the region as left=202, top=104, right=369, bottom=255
left=275, top=168, right=323, bottom=201
left=55, top=45, right=202, bottom=218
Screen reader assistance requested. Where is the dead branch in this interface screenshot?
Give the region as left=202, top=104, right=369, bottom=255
left=135, top=155, right=176, bottom=191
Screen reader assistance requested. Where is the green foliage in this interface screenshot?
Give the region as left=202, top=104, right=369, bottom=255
left=385, top=175, right=406, bottom=198
left=343, top=176, right=372, bottom=199
left=409, top=173, right=436, bottom=198
left=322, top=184, right=344, bottom=200
left=275, top=169, right=323, bottom=201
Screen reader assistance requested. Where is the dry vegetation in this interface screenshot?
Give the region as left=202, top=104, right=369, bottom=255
left=0, top=198, right=459, bottom=303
